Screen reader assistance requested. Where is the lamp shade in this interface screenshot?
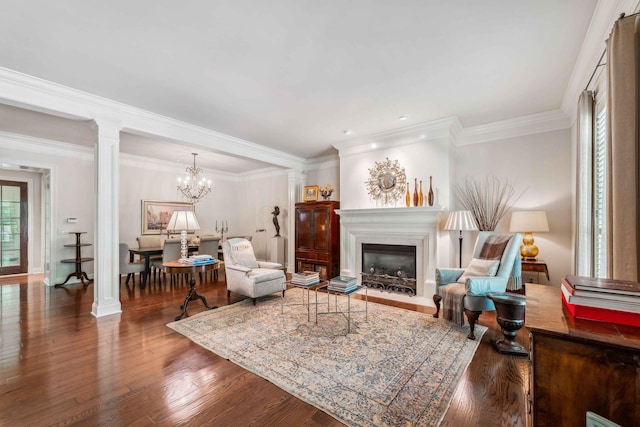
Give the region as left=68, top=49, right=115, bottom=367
left=166, top=210, right=200, bottom=232
left=509, top=211, right=549, bottom=233
left=444, top=210, right=478, bottom=231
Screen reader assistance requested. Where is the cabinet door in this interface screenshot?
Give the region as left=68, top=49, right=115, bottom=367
left=296, top=208, right=314, bottom=249
left=312, top=208, right=330, bottom=251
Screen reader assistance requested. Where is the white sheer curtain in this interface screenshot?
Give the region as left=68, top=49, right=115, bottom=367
left=606, top=14, right=640, bottom=281
left=575, top=90, right=594, bottom=276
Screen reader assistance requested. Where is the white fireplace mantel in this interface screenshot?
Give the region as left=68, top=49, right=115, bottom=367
left=336, top=207, right=443, bottom=299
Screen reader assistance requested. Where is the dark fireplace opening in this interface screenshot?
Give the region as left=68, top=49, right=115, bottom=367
left=361, top=243, right=417, bottom=296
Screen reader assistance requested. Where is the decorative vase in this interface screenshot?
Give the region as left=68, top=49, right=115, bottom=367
left=413, top=178, right=418, bottom=207
left=405, top=182, right=410, bottom=207
left=428, top=176, right=434, bottom=206
left=419, top=180, right=424, bottom=206
left=320, top=190, right=333, bottom=200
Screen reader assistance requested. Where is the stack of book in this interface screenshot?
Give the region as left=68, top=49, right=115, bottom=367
left=185, top=255, right=215, bottom=265
left=291, top=271, right=320, bottom=286
left=328, top=275, right=358, bottom=292
left=561, top=275, right=640, bottom=327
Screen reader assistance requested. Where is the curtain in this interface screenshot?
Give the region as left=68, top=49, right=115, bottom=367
left=575, top=90, right=594, bottom=276
left=606, top=15, right=640, bottom=281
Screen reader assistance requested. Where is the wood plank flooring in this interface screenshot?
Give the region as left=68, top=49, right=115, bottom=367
left=0, top=273, right=528, bottom=426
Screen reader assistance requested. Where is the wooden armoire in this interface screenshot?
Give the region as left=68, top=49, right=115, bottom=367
left=294, top=200, right=340, bottom=280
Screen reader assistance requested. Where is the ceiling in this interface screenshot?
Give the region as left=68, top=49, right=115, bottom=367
left=0, top=1, right=598, bottom=172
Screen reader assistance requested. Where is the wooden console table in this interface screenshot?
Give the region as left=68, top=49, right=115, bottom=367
left=526, top=284, right=640, bottom=426
left=55, top=232, right=93, bottom=287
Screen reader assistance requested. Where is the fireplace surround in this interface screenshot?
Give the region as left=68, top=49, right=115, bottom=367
left=336, top=207, right=441, bottom=299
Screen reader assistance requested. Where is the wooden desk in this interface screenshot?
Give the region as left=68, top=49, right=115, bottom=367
left=164, top=260, right=220, bottom=321
left=521, top=259, right=549, bottom=281
left=525, top=284, right=640, bottom=426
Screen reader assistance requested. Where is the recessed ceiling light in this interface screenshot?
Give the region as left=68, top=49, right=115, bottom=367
left=398, top=115, right=408, bottom=121
left=343, top=130, right=352, bottom=135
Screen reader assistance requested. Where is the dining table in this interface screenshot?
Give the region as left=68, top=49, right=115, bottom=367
left=128, top=246, right=198, bottom=288
left=129, top=244, right=223, bottom=288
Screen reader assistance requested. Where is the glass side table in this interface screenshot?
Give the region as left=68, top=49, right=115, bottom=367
left=316, top=284, right=368, bottom=334
left=284, top=280, right=327, bottom=321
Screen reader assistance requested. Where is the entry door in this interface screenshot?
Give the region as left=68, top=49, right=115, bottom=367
left=0, top=181, right=28, bottom=275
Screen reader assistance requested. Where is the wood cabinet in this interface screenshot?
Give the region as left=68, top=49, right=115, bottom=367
left=525, top=284, right=640, bottom=427
left=295, top=201, right=340, bottom=280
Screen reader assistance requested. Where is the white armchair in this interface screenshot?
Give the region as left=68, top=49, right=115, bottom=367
left=222, top=238, right=286, bottom=305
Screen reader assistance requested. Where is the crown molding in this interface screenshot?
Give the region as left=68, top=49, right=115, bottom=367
left=304, top=154, right=340, bottom=171
left=333, top=116, right=461, bottom=157
left=561, top=0, right=640, bottom=124
left=456, top=109, right=571, bottom=146
left=0, top=130, right=93, bottom=160
left=0, top=67, right=306, bottom=171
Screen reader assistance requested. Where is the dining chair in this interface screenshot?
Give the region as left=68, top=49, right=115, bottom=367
left=198, top=236, right=221, bottom=282
left=161, top=239, right=182, bottom=285
left=119, top=243, right=146, bottom=286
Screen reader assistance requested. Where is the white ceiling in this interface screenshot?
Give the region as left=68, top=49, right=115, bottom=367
left=0, top=1, right=598, bottom=171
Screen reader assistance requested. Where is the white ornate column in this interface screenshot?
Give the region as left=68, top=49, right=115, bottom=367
left=287, top=169, right=304, bottom=272
left=91, top=118, right=122, bottom=317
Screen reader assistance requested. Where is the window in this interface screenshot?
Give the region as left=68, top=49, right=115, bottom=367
left=576, top=69, right=608, bottom=278
left=592, top=104, right=607, bottom=277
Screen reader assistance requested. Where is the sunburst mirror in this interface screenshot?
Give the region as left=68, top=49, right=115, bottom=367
left=365, top=157, right=407, bottom=205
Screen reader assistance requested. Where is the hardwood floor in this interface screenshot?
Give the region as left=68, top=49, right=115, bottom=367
left=0, top=273, right=528, bottom=426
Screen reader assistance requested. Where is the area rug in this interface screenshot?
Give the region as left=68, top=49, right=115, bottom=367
left=167, top=288, right=486, bottom=426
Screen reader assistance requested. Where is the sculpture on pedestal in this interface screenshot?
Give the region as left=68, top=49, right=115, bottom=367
left=271, top=206, right=281, bottom=237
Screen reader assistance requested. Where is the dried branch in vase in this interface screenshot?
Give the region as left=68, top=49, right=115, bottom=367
left=454, top=176, right=525, bottom=231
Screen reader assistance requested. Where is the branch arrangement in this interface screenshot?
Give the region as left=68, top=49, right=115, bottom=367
left=455, top=176, right=524, bottom=231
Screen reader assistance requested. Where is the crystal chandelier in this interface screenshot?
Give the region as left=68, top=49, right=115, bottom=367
left=177, top=153, right=211, bottom=203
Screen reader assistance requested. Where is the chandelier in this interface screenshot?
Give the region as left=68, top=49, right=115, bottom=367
left=177, top=153, right=211, bottom=203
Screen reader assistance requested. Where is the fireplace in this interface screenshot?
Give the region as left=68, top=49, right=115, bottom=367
left=361, top=243, right=417, bottom=295
left=335, top=207, right=443, bottom=299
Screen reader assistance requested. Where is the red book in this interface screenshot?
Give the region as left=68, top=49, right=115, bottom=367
left=561, top=292, right=640, bottom=327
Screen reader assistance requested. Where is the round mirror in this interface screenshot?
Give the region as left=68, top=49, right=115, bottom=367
left=377, top=171, right=396, bottom=191
left=365, top=158, right=407, bottom=205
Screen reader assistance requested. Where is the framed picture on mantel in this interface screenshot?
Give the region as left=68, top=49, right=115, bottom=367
left=303, top=185, right=319, bottom=202
left=142, top=200, right=193, bottom=235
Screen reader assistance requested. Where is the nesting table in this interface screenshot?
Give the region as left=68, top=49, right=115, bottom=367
left=316, top=284, right=368, bottom=334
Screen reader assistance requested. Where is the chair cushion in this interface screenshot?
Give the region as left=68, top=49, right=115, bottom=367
left=247, top=268, right=285, bottom=283
left=457, top=258, right=501, bottom=283
left=479, top=234, right=512, bottom=260
left=229, top=239, right=259, bottom=268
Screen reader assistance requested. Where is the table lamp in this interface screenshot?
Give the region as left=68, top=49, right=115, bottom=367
left=509, top=210, right=549, bottom=260
left=444, top=210, right=478, bottom=268
left=166, top=210, right=200, bottom=262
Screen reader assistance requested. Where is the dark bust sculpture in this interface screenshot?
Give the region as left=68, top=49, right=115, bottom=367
left=271, top=206, right=281, bottom=237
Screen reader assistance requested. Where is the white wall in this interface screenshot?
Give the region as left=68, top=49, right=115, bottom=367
left=338, top=138, right=452, bottom=210
left=118, top=155, right=238, bottom=250
left=233, top=171, right=290, bottom=261
left=0, top=135, right=94, bottom=284
left=453, top=128, right=572, bottom=285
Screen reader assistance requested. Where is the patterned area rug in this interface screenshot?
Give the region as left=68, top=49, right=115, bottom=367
left=167, top=288, right=486, bottom=427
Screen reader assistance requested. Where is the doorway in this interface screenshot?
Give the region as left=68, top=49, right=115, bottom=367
left=0, top=180, right=28, bottom=275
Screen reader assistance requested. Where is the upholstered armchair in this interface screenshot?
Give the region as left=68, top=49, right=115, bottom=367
left=221, top=237, right=286, bottom=305
left=433, top=231, right=523, bottom=340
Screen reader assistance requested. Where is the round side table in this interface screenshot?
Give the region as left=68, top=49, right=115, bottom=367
left=488, top=292, right=528, bottom=357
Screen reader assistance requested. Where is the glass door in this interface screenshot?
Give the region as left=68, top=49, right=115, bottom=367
left=0, top=181, right=27, bottom=275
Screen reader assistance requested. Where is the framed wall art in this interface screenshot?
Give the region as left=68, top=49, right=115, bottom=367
left=141, top=200, right=193, bottom=235
left=303, top=185, right=319, bottom=202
